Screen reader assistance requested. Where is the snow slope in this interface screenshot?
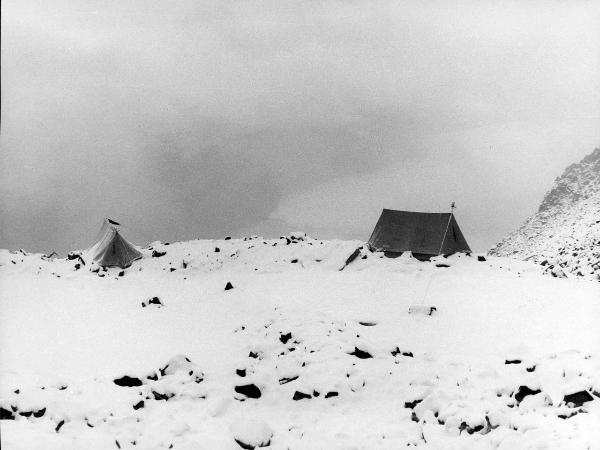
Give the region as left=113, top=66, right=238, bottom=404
left=490, top=147, right=600, bottom=281
left=1, top=234, right=599, bottom=449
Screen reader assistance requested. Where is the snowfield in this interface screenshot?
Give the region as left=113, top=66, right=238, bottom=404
left=1, top=234, right=599, bottom=449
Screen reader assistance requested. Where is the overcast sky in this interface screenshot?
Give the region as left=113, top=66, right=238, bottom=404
left=2, top=0, right=599, bottom=253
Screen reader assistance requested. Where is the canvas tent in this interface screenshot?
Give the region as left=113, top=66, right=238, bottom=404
left=88, top=219, right=142, bottom=268
left=368, top=209, right=471, bottom=260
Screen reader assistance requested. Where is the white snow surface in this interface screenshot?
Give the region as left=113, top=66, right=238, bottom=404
left=1, top=234, right=599, bottom=449
left=490, top=147, right=600, bottom=281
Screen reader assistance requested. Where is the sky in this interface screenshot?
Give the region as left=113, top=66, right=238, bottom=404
left=1, top=0, right=599, bottom=253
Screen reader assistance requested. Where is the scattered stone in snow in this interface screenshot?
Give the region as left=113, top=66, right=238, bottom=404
left=235, top=384, right=262, bottom=399
left=230, top=418, right=273, bottom=449
left=390, top=347, right=412, bottom=357
left=225, top=236, right=231, bottom=240
left=236, top=369, right=246, bottom=377
left=526, top=365, right=536, bottom=372
left=358, top=321, right=377, bottom=326
left=0, top=407, right=15, bottom=420
left=279, top=332, right=292, bottom=344
left=404, top=399, right=423, bottom=409
left=152, top=391, right=174, bottom=401
left=292, top=391, right=311, bottom=401
left=514, top=386, right=542, bottom=403
left=133, top=400, right=144, bottom=410
left=435, top=263, right=450, bottom=268
left=478, top=255, right=487, bottom=261
left=215, top=247, right=220, bottom=252
left=151, top=250, right=167, bottom=258
left=225, top=282, right=234, bottom=291
left=278, top=376, right=299, bottom=385
left=55, top=419, right=65, bottom=433
left=113, top=376, right=143, bottom=387
left=325, top=391, right=338, bottom=398
left=563, top=390, right=594, bottom=407
left=349, top=347, right=373, bottom=359
left=505, top=359, right=522, bottom=364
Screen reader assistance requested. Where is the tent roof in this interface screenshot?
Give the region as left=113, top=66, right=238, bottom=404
left=89, top=224, right=142, bottom=268
left=367, top=209, right=471, bottom=255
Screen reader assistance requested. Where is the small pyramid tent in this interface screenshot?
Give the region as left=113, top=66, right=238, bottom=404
left=368, top=209, right=471, bottom=260
left=88, top=219, right=142, bottom=268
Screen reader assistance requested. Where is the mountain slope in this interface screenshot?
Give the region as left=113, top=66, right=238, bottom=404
left=489, top=147, right=600, bottom=280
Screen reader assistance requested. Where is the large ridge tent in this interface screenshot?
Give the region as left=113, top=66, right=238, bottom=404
left=88, top=219, right=142, bottom=268
left=368, top=209, right=471, bottom=260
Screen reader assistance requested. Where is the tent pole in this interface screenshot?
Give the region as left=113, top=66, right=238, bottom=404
left=437, top=202, right=455, bottom=256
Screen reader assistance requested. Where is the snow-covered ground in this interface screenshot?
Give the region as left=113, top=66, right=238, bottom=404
left=1, top=235, right=599, bottom=449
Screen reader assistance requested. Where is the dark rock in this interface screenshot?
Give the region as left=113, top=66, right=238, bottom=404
left=225, top=237, right=231, bottom=240
left=526, top=365, right=536, bottom=372
left=325, top=391, right=338, bottom=398
left=225, top=282, right=234, bottom=291
left=477, top=256, right=487, bottom=262
left=118, top=271, right=125, bottom=277
left=1, top=407, right=15, bottom=420
left=292, top=391, right=311, bottom=401
left=147, top=373, right=158, bottom=381
left=133, top=401, right=144, bottom=410
left=349, top=347, right=372, bottom=359
left=514, top=385, right=541, bottom=403
left=279, top=376, right=299, bottom=385
left=563, top=390, right=594, bottom=407
left=19, top=410, right=33, bottom=417
left=248, top=351, right=259, bottom=359
left=358, top=321, right=377, bottom=326
left=235, top=384, right=261, bottom=399
left=505, top=359, right=521, bottom=365
left=236, top=369, right=246, bottom=377
left=148, top=296, right=162, bottom=306
left=55, top=419, right=65, bottom=432
left=114, top=376, right=143, bottom=387
left=313, top=390, right=320, bottom=397
left=404, top=399, right=422, bottom=409
left=279, top=332, right=292, bottom=344
left=151, top=250, right=167, bottom=258
left=169, top=268, right=176, bottom=272
left=33, top=408, right=46, bottom=418
left=152, top=391, right=174, bottom=401
left=436, top=263, right=451, bottom=268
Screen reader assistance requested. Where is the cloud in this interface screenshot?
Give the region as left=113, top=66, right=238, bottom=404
left=1, top=0, right=599, bottom=252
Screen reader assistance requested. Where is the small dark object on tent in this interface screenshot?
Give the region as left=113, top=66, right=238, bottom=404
left=236, top=369, right=246, bottom=377
left=404, top=399, right=422, bottom=409
left=152, top=250, right=167, bottom=258
left=514, top=386, right=541, bottom=403
left=505, top=359, right=521, bottom=365
left=133, top=400, right=144, bottom=410
left=235, top=384, right=261, bottom=399
left=114, top=376, right=143, bottom=387
left=292, top=391, right=311, bottom=401
left=349, top=347, right=372, bottom=359
left=225, top=282, right=234, bottom=291
left=107, top=218, right=121, bottom=226
left=279, top=332, right=292, bottom=344
left=325, top=391, right=338, bottom=398
left=563, top=390, right=594, bottom=407
left=478, top=255, right=487, bottom=262
left=368, top=209, right=471, bottom=259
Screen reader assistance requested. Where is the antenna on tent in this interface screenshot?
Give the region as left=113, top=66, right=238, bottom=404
left=409, top=201, right=456, bottom=317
